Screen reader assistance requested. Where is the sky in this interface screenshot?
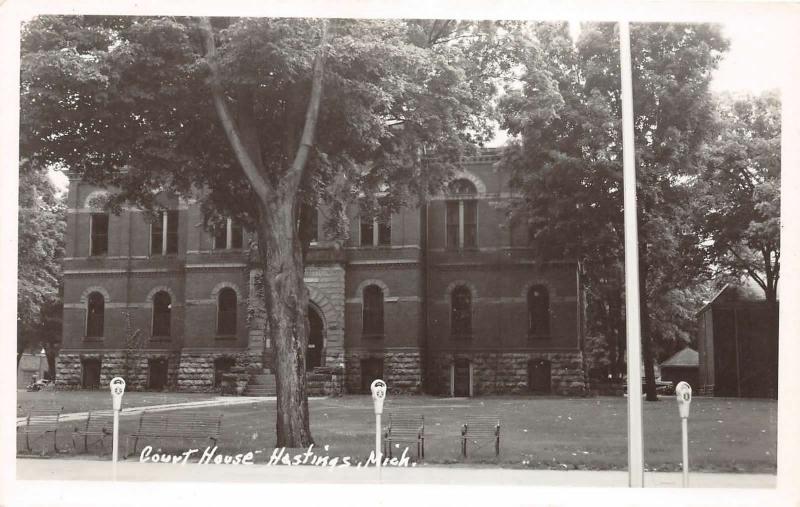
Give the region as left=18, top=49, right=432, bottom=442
left=711, top=19, right=785, bottom=93
left=46, top=19, right=784, bottom=189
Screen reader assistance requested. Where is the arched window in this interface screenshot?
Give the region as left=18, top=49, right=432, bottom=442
left=451, top=285, right=472, bottom=337
left=362, top=285, right=384, bottom=337
left=86, top=292, right=105, bottom=337
left=446, top=179, right=477, bottom=249
left=217, top=288, right=237, bottom=335
left=528, top=285, right=550, bottom=336
left=152, top=291, right=172, bottom=337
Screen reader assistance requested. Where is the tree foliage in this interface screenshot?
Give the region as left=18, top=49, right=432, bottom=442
left=696, top=91, right=781, bottom=301
left=17, top=160, right=65, bottom=373
left=499, top=22, right=729, bottom=398
left=20, top=15, right=513, bottom=444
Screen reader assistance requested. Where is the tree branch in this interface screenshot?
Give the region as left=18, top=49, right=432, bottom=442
left=727, top=245, right=767, bottom=293
left=280, top=19, right=329, bottom=198
left=198, top=17, right=272, bottom=203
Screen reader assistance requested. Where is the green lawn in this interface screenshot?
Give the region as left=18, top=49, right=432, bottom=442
left=17, top=394, right=777, bottom=473
left=16, top=390, right=220, bottom=417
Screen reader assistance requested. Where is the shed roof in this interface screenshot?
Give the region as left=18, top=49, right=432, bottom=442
left=696, top=281, right=769, bottom=316
left=660, top=347, right=699, bottom=368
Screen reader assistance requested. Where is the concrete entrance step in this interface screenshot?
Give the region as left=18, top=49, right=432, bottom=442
left=243, top=370, right=276, bottom=397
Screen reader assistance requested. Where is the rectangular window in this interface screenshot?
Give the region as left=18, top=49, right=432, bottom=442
left=231, top=221, right=243, bottom=249
left=166, top=210, right=179, bottom=254
left=377, top=219, right=391, bottom=246
left=361, top=213, right=392, bottom=246
left=213, top=223, right=227, bottom=250
left=151, top=211, right=179, bottom=255
left=213, top=218, right=244, bottom=250
left=151, top=214, right=163, bottom=255
left=464, top=200, right=477, bottom=248
left=360, top=217, right=374, bottom=247
left=446, top=200, right=477, bottom=249
left=90, top=214, right=109, bottom=256
left=446, top=201, right=460, bottom=249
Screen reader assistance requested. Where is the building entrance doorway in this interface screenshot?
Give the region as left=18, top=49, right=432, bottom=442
left=307, top=306, right=324, bottom=370
left=81, top=358, right=101, bottom=389
left=361, top=358, right=384, bottom=393
left=528, top=359, right=552, bottom=394
left=148, top=358, right=168, bottom=390
left=453, top=358, right=472, bottom=397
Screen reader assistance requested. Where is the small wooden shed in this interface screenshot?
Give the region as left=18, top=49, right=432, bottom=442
left=659, top=347, right=699, bottom=389
left=696, top=284, right=778, bottom=398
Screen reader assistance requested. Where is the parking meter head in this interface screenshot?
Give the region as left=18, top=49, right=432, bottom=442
left=370, top=379, right=387, bottom=414
left=675, top=381, right=692, bottom=418
left=110, top=377, right=126, bottom=410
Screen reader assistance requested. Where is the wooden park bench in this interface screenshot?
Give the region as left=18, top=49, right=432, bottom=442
left=383, top=412, right=425, bottom=459
left=18, top=407, right=62, bottom=455
left=72, top=411, right=114, bottom=455
left=126, top=411, right=223, bottom=457
left=460, top=415, right=500, bottom=458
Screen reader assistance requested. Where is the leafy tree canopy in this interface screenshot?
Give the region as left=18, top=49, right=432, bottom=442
left=21, top=16, right=520, bottom=229
left=695, top=90, right=780, bottom=301
left=498, top=22, right=730, bottom=394
left=18, top=160, right=65, bottom=368
left=20, top=15, right=522, bottom=445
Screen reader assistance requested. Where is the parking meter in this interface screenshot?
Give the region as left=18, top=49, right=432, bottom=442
left=109, top=377, right=126, bottom=479
left=370, top=379, right=387, bottom=478
left=676, top=381, right=692, bottom=419
left=675, top=381, right=692, bottom=487
left=110, top=377, right=126, bottom=410
left=370, top=379, right=387, bottom=415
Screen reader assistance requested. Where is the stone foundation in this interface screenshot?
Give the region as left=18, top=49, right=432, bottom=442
left=176, top=351, right=262, bottom=392
left=56, top=350, right=261, bottom=392
left=57, top=348, right=585, bottom=396
left=56, top=351, right=181, bottom=391
left=307, top=367, right=344, bottom=397
left=344, top=349, right=423, bottom=394
left=428, top=351, right=586, bottom=396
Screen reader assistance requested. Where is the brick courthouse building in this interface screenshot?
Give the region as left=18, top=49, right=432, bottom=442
left=57, top=149, right=588, bottom=396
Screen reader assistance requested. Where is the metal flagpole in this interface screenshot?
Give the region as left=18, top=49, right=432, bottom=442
left=618, top=20, right=645, bottom=488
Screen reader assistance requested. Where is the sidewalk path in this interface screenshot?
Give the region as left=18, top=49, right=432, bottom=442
left=15, top=457, right=776, bottom=488
left=15, top=396, right=288, bottom=426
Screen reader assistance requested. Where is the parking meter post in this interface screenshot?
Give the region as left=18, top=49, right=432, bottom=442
left=375, top=413, right=381, bottom=477
left=675, top=381, right=692, bottom=488
left=682, top=417, right=689, bottom=487
left=113, top=410, right=118, bottom=476
left=370, top=379, right=387, bottom=481
left=109, top=377, right=126, bottom=480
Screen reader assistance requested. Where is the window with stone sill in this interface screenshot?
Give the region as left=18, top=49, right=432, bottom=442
left=446, top=179, right=478, bottom=250
left=362, top=284, right=384, bottom=338
left=216, top=288, right=237, bottom=336
left=151, top=210, right=179, bottom=256
left=90, top=213, right=109, bottom=257
left=213, top=218, right=244, bottom=250
left=450, top=285, right=473, bottom=339
left=152, top=291, right=172, bottom=337
left=85, top=291, right=105, bottom=338
left=527, top=285, right=551, bottom=338
left=360, top=215, right=391, bottom=247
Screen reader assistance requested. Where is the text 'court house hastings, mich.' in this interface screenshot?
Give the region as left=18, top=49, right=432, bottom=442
left=57, top=148, right=587, bottom=397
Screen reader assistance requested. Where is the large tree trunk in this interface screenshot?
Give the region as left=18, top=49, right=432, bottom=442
left=256, top=198, right=313, bottom=448
left=610, top=290, right=625, bottom=379
left=200, top=17, right=328, bottom=447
